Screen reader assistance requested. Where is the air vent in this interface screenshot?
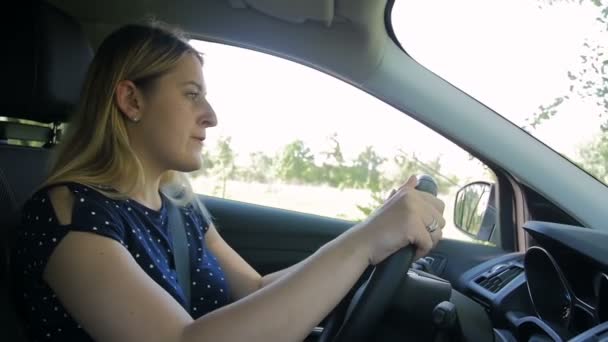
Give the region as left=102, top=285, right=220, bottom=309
left=476, top=265, right=523, bottom=293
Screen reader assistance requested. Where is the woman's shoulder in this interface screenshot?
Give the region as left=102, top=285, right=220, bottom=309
left=38, top=181, right=112, bottom=200
left=13, top=183, right=129, bottom=286
left=26, top=181, right=105, bottom=209
left=22, top=181, right=124, bottom=229
left=19, top=181, right=128, bottom=248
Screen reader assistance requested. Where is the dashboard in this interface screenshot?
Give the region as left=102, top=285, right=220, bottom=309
left=458, top=221, right=608, bottom=341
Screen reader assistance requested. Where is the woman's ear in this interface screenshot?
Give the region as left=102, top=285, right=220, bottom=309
left=115, top=80, right=144, bottom=123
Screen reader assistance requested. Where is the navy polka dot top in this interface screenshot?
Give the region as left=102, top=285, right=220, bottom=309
left=11, top=182, right=230, bottom=341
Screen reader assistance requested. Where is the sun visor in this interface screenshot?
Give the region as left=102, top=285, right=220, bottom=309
left=228, top=0, right=335, bottom=26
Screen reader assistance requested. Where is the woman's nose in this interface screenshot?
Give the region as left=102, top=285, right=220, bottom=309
left=199, top=99, right=218, bottom=128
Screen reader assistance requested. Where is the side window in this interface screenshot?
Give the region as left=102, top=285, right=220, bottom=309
left=0, top=117, right=57, bottom=147
left=189, top=40, right=497, bottom=246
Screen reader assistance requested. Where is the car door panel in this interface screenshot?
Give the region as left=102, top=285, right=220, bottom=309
left=203, top=196, right=507, bottom=283
left=202, top=196, right=352, bottom=275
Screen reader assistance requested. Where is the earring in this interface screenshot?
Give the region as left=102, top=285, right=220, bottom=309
left=131, top=116, right=140, bottom=123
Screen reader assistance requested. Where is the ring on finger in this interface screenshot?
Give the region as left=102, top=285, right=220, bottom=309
left=426, top=218, right=440, bottom=233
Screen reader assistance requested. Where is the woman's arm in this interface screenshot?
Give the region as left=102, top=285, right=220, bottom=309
left=45, top=186, right=371, bottom=342
left=204, top=224, right=306, bottom=300
left=260, top=261, right=303, bottom=288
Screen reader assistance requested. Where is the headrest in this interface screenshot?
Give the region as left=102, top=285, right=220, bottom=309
left=1, top=2, right=93, bottom=123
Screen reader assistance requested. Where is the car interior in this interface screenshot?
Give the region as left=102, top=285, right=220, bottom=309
left=2, top=1, right=608, bottom=341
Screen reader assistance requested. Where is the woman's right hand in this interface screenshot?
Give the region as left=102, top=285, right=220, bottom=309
left=352, top=175, right=446, bottom=265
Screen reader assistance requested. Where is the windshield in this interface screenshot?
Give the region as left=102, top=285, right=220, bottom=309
left=391, top=0, right=608, bottom=185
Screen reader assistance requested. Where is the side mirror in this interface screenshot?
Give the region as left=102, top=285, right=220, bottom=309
left=453, top=181, right=496, bottom=241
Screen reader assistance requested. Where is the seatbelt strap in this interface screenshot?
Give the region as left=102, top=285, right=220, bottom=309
left=167, top=199, right=191, bottom=312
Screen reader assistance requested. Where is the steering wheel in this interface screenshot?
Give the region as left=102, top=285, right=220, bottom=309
left=318, top=246, right=415, bottom=342
left=319, top=175, right=437, bottom=342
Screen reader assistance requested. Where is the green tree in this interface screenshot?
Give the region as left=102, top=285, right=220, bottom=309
left=276, top=140, right=318, bottom=184
left=242, top=151, right=275, bottom=183
left=578, top=134, right=608, bottom=183
left=213, top=136, right=237, bottom=197
left=355, top=190, right=387, bottom=218
left=388, top=150, right=460, bottom=195
left=350, top=146, right=386, bottom=191
left=527, top=0, right=608, bottom=181
left=527, top=0, right=608, bottom=130
left=320, top=133, right=348, bottom=187
left=190, top=149, right=215, bottom=179
left=391, top=150, right=420, bottom=186
left=355, top=150, right=460, bottom=220
left=423, top=156, right=461, bottom=195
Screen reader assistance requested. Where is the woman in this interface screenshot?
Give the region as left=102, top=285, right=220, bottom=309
left=12, top=22, right=445, bottom=341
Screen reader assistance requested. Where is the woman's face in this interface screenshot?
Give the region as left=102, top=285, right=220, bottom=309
left=131, top=53, right=217, bottom=174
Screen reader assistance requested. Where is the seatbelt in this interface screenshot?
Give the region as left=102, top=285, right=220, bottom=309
left=166, top=199, right=191, bottom=312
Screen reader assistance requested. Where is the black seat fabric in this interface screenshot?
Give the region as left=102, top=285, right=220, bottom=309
left=0, top=2, right=93, bottom=341
left=2, top=2, right=93, bottom=123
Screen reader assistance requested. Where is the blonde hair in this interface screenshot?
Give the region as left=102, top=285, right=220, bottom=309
left=42, top=21, right=203, bottom=206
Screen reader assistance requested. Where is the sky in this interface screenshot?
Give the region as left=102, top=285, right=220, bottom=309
left=393, top=0, right=606, bottom=156
left=189, top=0, right=606, bottom=183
